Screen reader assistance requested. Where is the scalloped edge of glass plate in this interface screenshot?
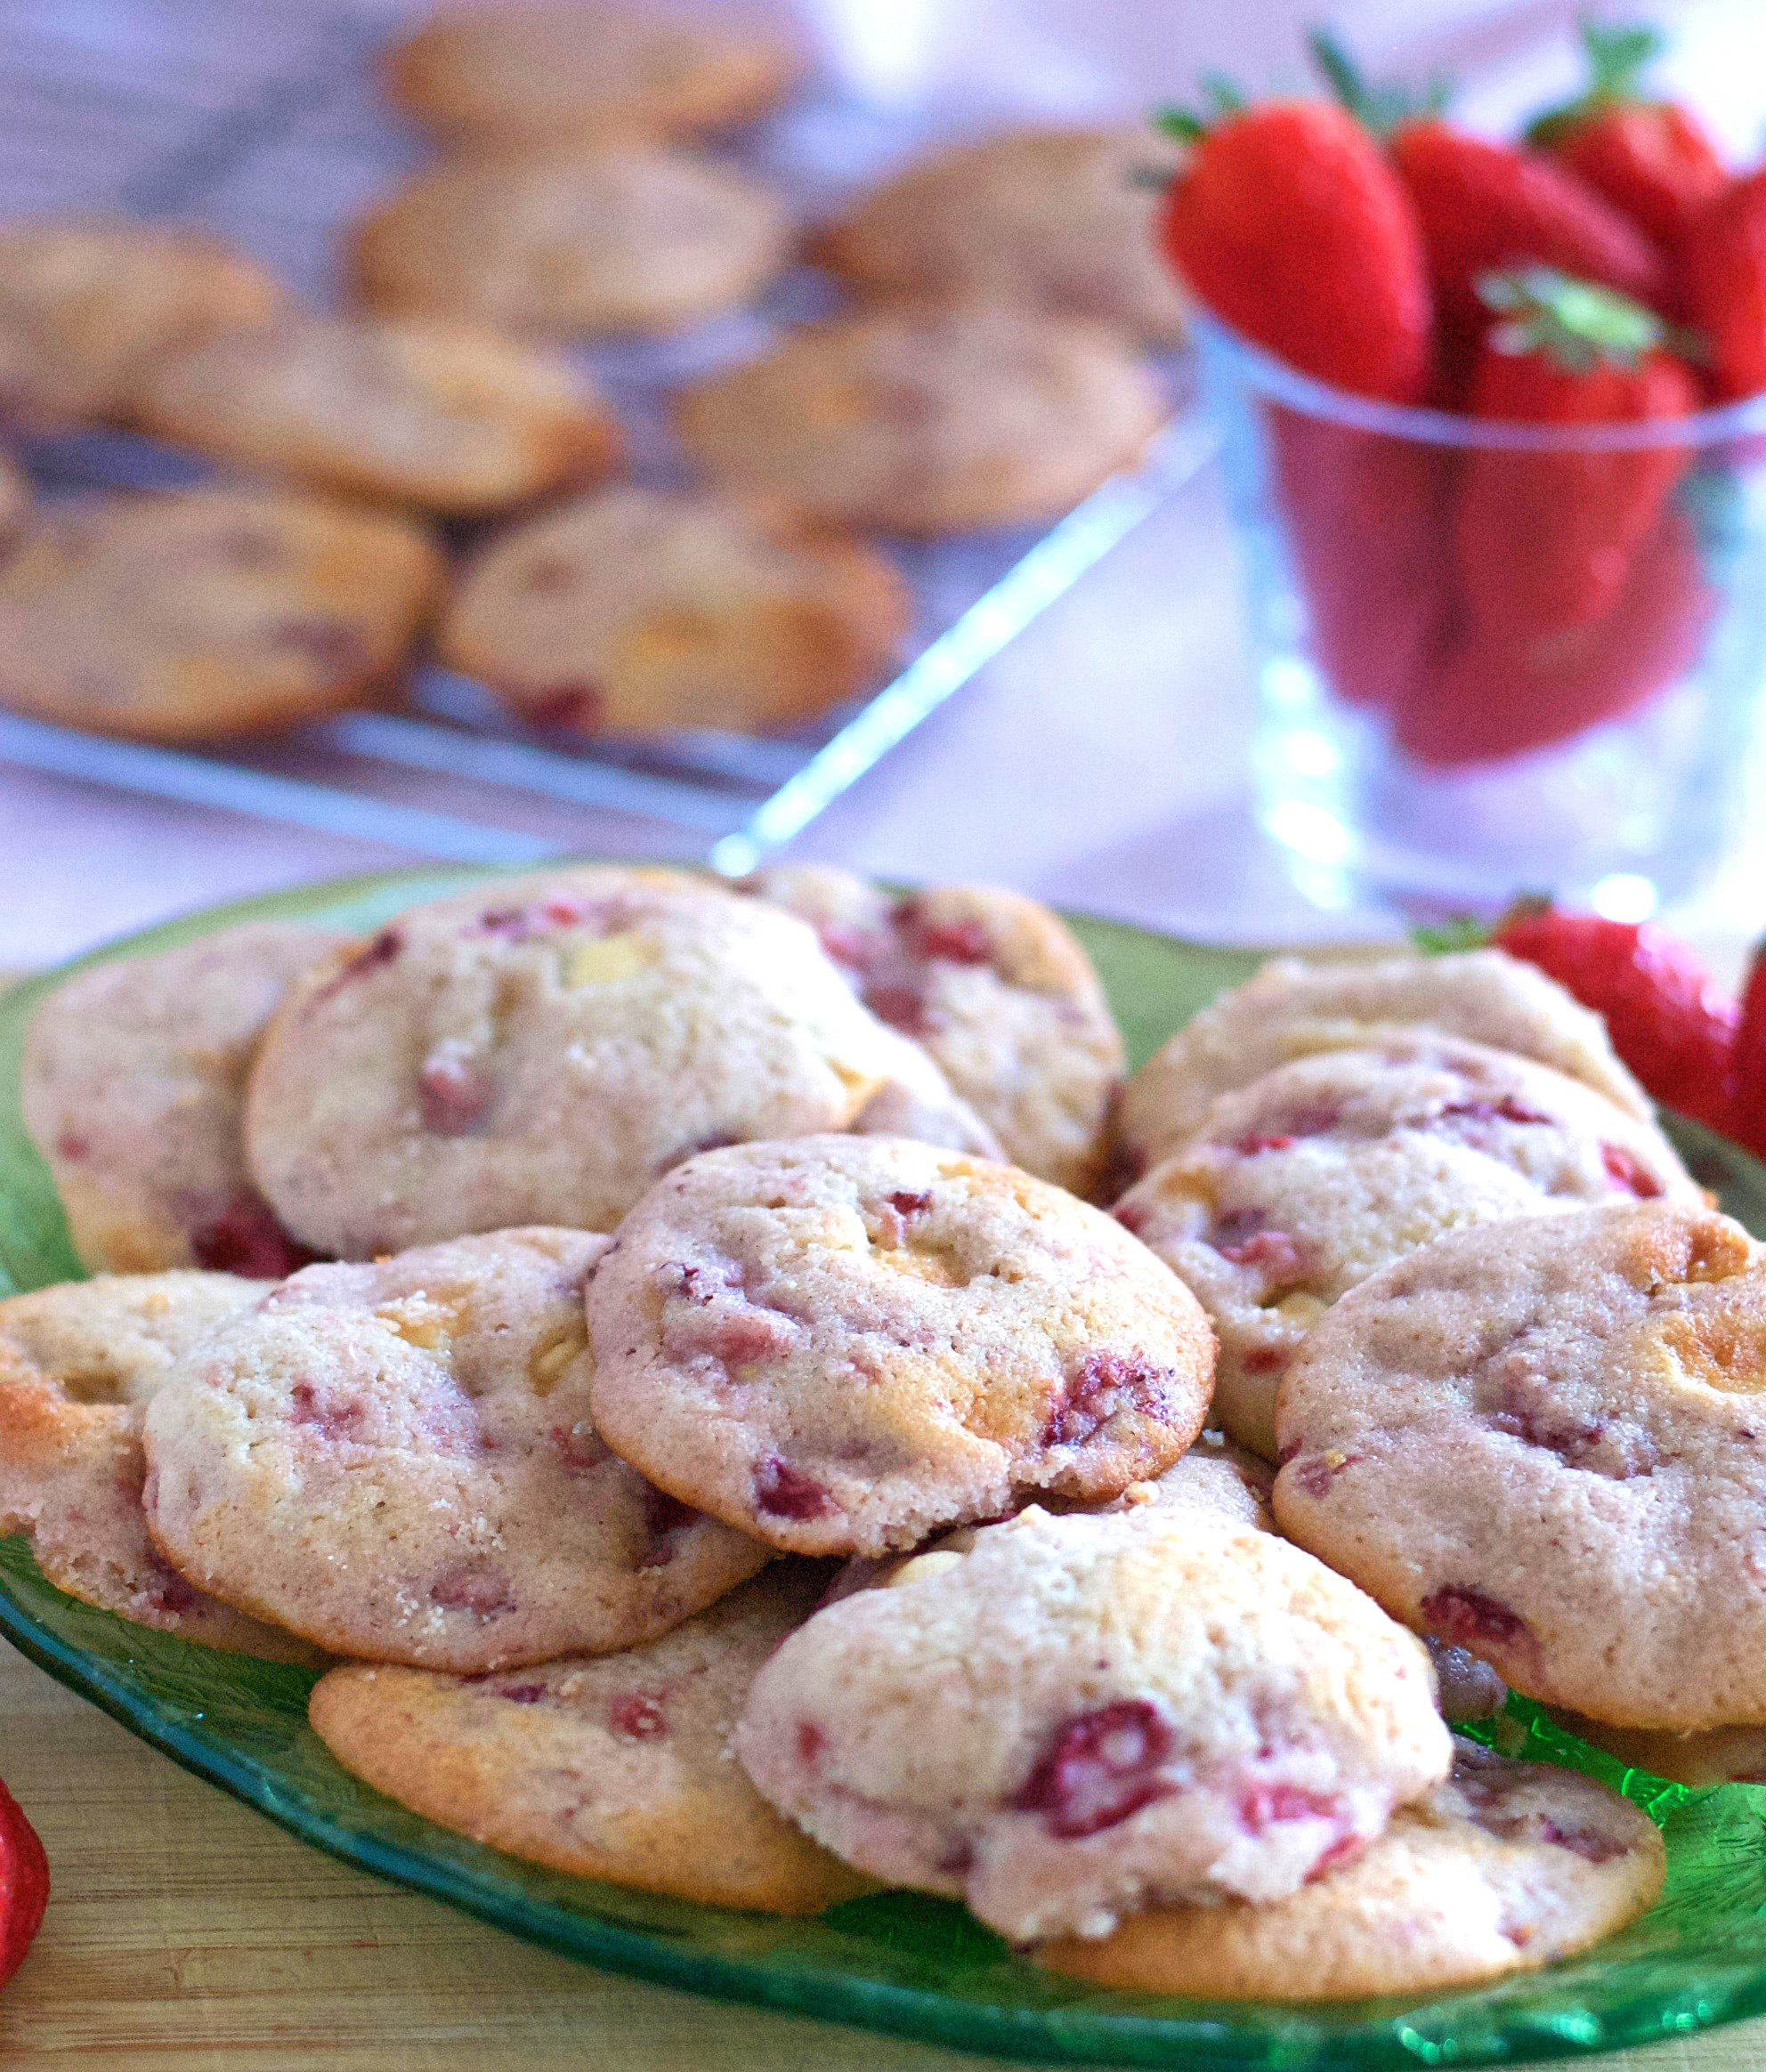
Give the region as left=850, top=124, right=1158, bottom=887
left=5, top=865, right=1766, bottom=2068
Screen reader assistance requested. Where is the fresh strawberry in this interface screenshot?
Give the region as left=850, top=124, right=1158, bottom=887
left=1452, top=267, right=1698, bottom=643
left=1388, top=119, right=1668, bottom=353
left=1396, top=505, right=1713, bottom=765
left=1681, top=166, right=1766, bottom=400
left=1492, top=903, right=1737, bottom=1128
left=1268, top=406, right=1455, bottom=708
left=0, top=1778, right=47, bottom=1989
left=1157, top=97, right=1433, bottom=401
left=1527, top=22, right=1726, bottom=252
left=1734, top=940, right=1766, bottom=1158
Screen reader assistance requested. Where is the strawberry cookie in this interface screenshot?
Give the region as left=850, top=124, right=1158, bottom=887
left=142, top=1229, right=768, bottom=1671
left=352, top=150, right=790, bottom=338
left=439, top=487, right=908, bottom=736
left=1275, top=1202, right=1766, bottom=1728
left=0, top=1272, right=315, bottom=1656
left=735, top=1504, right=1449, bottom=1941
left=1121, top=949, right=1650, bottom=1175
left=134, top=314, right=620, bottom=517
left=742, top=866, right=1123, bottom=1195
left=814, top=128, right=1187, bottom=344
left=1041, top=1738, right=1663, bottom=1997
left=0, top=487, right=444, bottom=742
left=244, top=868, right=994, bottom=1259
left=676, top=307, right=1164, bottom=535
left=383, top=4, right=799, bottom=151
left=309, top=1566, right=870, bottom=1914
left=0, top=214, right=285, bottom=426
left=587, top=1134, right=1214, bottom=1557
left=22, top=920, right=349, bottom=1275
left=1115, top=1036, right=1696, bottom=1458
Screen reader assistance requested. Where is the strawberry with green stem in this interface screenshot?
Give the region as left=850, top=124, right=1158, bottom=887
left=1156, top=86, right=1434, bottom=401
left=1527, top=21, right=1726, bottom=253
left=1309, top=29, right=1669, bottom=357
left=1453, top=265, right=1699, bottom=642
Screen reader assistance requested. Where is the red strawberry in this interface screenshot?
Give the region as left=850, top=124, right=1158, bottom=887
left=1268, top=406, right=1456, bottom=709
left=1681, top=167, right=1766, bottom=401
left=1492, top=904, right=1737, bottom=1129
left=1389, top=120, right=1668, bottom=354
left=1527, top=23, right=1726, bottom=253
left=1396, top=505, right=1713, bottom=766
left=1453, top=267, right=1698, bottom=643
left=1158, top=98, right=1433, bottom=402
left=1734, top=940, right=1766, bottom=1158
left=0, top=1778, right=47, bottom=1989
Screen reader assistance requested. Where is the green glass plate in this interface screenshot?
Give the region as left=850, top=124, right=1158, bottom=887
left=4, top=864, right=1766, bottom=2070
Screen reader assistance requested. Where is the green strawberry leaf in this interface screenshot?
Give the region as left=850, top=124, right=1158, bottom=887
left=1478, top=265, right=1675, bottom=372
left=1526, top=19, right=1666, bottom=141
left=1307, top=25, right=1450, bottom=136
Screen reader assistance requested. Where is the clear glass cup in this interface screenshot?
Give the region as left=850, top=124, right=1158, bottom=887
left=1194, top=311, right=1766, bottom=922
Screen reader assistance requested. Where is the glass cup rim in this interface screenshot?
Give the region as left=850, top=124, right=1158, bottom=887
left=1190, top=308, right=1766, bottom=453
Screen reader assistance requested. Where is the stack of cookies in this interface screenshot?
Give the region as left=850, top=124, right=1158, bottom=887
left=0, top=3, right=1179, bottom=748
left=12, top=861, right=1748, bottom=2001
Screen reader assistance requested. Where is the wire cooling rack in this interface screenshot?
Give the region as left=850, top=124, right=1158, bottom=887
left=0, top=0, right=1213, bottom=870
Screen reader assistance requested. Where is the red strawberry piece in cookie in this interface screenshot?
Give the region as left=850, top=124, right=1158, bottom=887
left=1039, top=1738, right=1663, bottom=2000
left=586, top=1135, right=1214, bottom=1557
left=733, top=1504, right=1449, bottom=1941
left=142, top=1228, right=768, bottom=1671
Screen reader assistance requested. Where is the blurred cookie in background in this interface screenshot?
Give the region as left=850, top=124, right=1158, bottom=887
left=383, top=3, right=800, bottom=153
left=440, top=485, right=908, bottom=736
left=352, top=149, right=790, bottom=338
left=0, top=487, right=444, bottom=742
left=816, top=128, right=1186, bottom=345
left=132, top=314, right=621, bottom=517
left=0, top=214, right=286, bottom=427
left=676, top=306, right=1166, bottom=535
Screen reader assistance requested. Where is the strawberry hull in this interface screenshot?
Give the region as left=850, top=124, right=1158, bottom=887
left=1393, top=507, right=1716, bottom=767
left=1268, top=406, right=1456, bottom=711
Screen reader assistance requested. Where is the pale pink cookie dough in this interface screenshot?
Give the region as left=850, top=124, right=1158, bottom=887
left=1115, top=1036, right=1697, bottom=1459
left=587, top=1134, right=1215, bottom=1558
left=1275, top=1201, right=1766, bottom=1730
left=22, top=920, right=349, bottom=1275
left=309, top=1566, right=871, bottom=1914
left=0, top=1271, right=317, bottom=1658
left=734, top=1503, right=1450, bottom=1942
left=741, top=865, right=1123, bottom=1197
left=1121, top=949, right=1651, bottom=1174
left=244, top=866, right=995, bottom=1259
left=142, top=1228, right=768, bottom=1671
